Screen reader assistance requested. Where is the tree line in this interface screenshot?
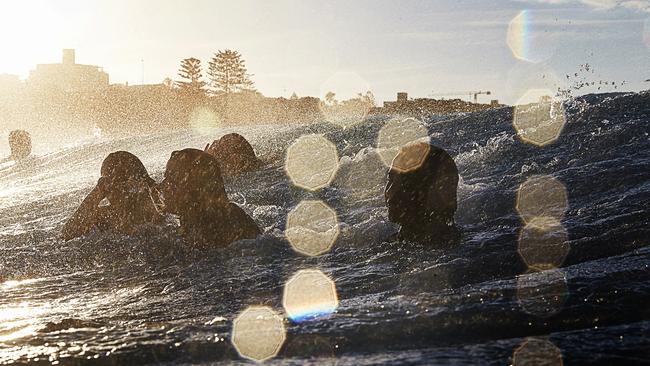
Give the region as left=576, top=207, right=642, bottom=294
left=176, top=49, right=255, bottom=97
left=0, top=48, right=382, bottom=136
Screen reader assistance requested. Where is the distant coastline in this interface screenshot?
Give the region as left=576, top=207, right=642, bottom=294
left=0, top=49, right=507, bottom=136
left=0, top=82, right=508, bottom=136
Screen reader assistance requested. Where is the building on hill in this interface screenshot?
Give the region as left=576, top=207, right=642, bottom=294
left=375, top=92, right=503, bottom=116
left=28, top=49, right=108, bottom=92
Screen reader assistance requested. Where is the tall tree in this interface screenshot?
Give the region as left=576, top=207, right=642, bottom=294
left=176, top=57, right=206, bottom=96
left=207, top=50, right=255, bottom=95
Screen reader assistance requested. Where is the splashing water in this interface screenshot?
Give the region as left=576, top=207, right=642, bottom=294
left=0, top=92, right=649, bottom=365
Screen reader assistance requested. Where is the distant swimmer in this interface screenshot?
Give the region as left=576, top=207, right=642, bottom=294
left=62, top=151, right=162, bottom=240
left=204, top=133, right=261, bottom=177
left=159, top=148, right=260, bottom=246
left=384, top=141, right=459, bottom=244
left=2, top=130, right=32, bottom=163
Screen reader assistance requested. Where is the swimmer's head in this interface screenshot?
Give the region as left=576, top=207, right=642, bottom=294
left=385, top=142, right=458, bottom=235
left=100, top=151, right=155, bottom=206
left=205, top=133, right=260, bottom=176
left=160, top=148, right=228, bottom=215
left=206, top=133, right=252, bottom=154
left=8, top=130, right=31, bottom=161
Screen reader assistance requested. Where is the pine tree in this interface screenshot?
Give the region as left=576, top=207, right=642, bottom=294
left=176, top=57, right=206, bottom=96
left=207, top=50, right=255, bottom=95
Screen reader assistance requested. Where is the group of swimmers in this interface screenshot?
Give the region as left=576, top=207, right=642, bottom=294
left=4, top=130, right=459, bottom=247
left=62, top=135, right=261, bottom=246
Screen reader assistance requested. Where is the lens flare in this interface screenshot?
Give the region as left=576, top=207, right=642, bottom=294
left=513, top=89, right=566, bottom=146
left=507, top=11, right=529, bottom=61
left=285, top=200, right=340, bottom=256
left=513, top=337, right=563, bottom=366
left=283, top=269, right=338, bottom=322
left=516, top=174, right=568, bottom=224
left=518, top=217, right=569, bottom=270
left=507, top=10, right=556, bottom=63
left=377, top=117, right=430, bottom=172
left=231, top=306, right=286, bottom=362
left=319, top=100, right=372, bottom=130
left=285, top=134, right=339, bottom=191
left=517, top=268, right=568, bottom=318
left=189, top=106, right=220, bottom=131
left=335, top=148, right=388, bottom=206
left=505, top=64, right=567, bottom=107
left=319, top=71, right=373, bottom=128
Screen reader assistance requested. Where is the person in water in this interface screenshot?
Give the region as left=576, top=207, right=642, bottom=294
left=204, top=133, right=261, bottom=177
left=159, top=148, right=260, bottom=246
left=4, top=130, right=32, bottom=162
left=384, top=141, right=459, bottom=243
left=62, top=151, right=162, bottom=240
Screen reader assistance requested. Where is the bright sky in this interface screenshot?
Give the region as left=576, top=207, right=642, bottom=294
left=0, top=0, right=648, bottom=104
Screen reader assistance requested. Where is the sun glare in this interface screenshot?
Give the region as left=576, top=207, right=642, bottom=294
left=0, top=302, right=48, bottom=342
left=0, top=1, right=646, bottom=365
left=0, top=1, right=68, bottom=78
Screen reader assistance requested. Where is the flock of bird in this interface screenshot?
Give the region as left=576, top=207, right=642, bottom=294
left=552, top=63, right=634, bottom=97
left=564, top=63, right=628, bottom=91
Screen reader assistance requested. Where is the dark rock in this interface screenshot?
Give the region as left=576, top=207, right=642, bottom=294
left=205, top=133, right=261, bottom=177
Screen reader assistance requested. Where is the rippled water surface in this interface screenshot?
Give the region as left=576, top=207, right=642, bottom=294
left=1, top=92, right=649, bottom=365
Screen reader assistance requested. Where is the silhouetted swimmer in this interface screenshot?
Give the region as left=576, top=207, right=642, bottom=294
left=159, top=148, right=260, bottom=247
left=62, top=151, right=162, bottom=240
left=6, top=130, right=32, bottom=162
left=204, top=133, right=261, bottom=177
left=384, top=141, right=459, bottom=244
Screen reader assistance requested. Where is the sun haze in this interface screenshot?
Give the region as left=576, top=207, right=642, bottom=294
left=0, top=0, right=648, bottom=105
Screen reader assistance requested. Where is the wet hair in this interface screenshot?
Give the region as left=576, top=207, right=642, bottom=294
left=162, top=148, right=228, bottom=212
left=385, top=141, right=458, bottom=240
left=162, top=148, right=260, bottom=246
left=205, top=133, right=260, bottom=176
left=61, top=151, right=159, bottom=240
left=101, top=151, right=155, bottom=187
left=8, top=130, right=32, bottom=160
